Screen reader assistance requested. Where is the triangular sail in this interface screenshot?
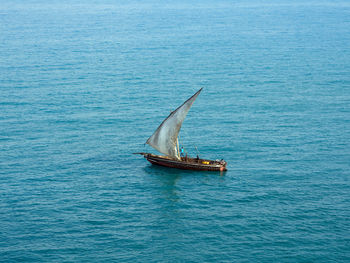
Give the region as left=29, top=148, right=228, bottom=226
left=146, top=88, right=202, bottom=159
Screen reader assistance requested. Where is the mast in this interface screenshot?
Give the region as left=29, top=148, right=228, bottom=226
left=176, top=138, right=180, bottom=159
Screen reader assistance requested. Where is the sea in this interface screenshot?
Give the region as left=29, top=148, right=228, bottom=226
left=1, top=0, right=349, bottom=262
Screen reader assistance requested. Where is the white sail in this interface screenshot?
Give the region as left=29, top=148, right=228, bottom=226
left=146, top=88, right=202, bottom=159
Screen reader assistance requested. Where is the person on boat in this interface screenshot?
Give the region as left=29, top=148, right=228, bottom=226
left=180, top=147, right=185, bottom=157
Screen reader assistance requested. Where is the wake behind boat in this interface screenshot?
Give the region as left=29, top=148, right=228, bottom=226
left=135, top=88, right=227, bottom=171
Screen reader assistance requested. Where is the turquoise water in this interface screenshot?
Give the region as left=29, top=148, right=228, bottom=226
left=1, top=1, right=350, bottom=262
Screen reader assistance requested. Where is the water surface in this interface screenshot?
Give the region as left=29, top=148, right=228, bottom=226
left=1, top=1, right=349, bottom=262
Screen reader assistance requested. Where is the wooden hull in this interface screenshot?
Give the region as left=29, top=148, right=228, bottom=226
left=136, top=153, right=227, bottom=171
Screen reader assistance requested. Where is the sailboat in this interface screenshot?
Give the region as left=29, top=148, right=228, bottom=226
left=135, top=88, right=227, bottom=171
